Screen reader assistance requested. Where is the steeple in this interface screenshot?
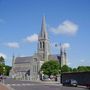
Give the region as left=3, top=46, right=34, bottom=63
left=38, top=16, right=50, bottom=61
left=39, top=16, right=48, bottom=40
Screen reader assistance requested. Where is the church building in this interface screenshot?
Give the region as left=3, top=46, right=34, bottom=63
left=10, top=16, right=67, bottom=81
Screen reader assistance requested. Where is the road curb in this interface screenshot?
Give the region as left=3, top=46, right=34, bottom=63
left=77, top=85, right=87, bottom=88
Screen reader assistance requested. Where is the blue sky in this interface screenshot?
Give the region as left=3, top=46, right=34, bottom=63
left=0, top=0, right=90, bottom=67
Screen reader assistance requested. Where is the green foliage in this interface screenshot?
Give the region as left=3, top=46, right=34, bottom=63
left=77, top=66, right=90, bottom=72
left=0, top=64, right=3, bottom=74
left=72, top=66, right=90, bottom=72
left=0, top=56, right=5, bottom=65
left=41, top=60, right=90, bottom=77
left=4, top=65, right=12, bottom=76
left=72, top=68, right=77, bottom=72
left=61, top=65, right=90, bottom=73
left=0, top=56, right=11, bottom=76
left=41, top=60, right=60, bottom=77
left=61, top=65, right=72, bottom=73
left=86, top=66, right=90, bottom=71
left=0, top=56, right=5, bottom=74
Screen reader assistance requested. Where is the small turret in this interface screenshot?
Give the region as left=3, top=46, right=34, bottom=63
left=12, top=54, right=15, bottom=67
left=60, top=44, right=67, bottom=67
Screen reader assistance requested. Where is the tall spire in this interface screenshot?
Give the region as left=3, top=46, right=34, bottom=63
left=40, top=16, right=48, bottom=39
left=38, top=16, right=50, bottom=61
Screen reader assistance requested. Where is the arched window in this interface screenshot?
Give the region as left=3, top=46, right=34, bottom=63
left=43, top=42, right=45, bottom=49
left=44, top=33, right=45, bottom=38
left=40, top=42, right=42, bottom=48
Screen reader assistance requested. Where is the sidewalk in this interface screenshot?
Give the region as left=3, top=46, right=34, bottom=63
left=0, top=83, right=10, bottom=90
left=39, top=80, right=61, bottom=85
left=21, top=79, right=61, bottom=86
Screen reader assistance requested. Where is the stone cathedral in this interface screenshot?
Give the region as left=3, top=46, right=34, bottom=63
left=10, top=16, right=67, bottom=81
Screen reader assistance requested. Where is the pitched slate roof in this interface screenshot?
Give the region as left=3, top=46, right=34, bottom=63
left=14, top=56, right=33, bottom=64
left=13, top=67, right=29, bottom=72
left=13, top=54, right=60, bottom=72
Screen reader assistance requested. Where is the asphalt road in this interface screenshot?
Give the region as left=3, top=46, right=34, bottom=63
left=4, top=78, right=88, bottom=90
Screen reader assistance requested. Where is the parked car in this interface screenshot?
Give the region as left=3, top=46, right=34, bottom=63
left=61, top=72, right=90, bottom=88
left=63, top=79, right=78, bottom=87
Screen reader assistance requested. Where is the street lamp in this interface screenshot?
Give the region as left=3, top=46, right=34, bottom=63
left=55, top=43, right=62, bottom=83
left=55, top=43, right=62, bottom=67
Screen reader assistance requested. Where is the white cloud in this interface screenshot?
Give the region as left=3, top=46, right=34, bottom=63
left=0, top=53, right=7, bottom=59
left=25, top=34, right=38, bottom=43
left=50, top=20, right=79, bottom=35
left=6, top=42, right=20, bottom=48
left=62, top=43, right=70, bottom=49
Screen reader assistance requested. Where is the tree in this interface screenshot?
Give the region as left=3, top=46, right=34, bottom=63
left=0, top=64, right=3, bottom=74
left=0, top=56, right=5, bottom=75
left=72, top=68, right=77, bottom=72
left=41, top=60, right=60, bottom=78
left=86, top=66, right=90, bottom=71
left=77, top=66, right=90, bottom=72
left=4, top=65, right=12, bottom=76
left=0, top=56, right=5, bottom=65
left=61, top=65, right=72, bottom=73
left=0, top=56, right=12, bottom=76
